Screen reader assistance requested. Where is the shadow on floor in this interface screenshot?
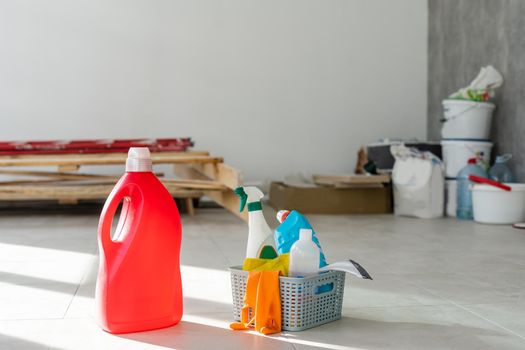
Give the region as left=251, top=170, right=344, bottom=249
left=0, top=201, right=104, bottom=216
left=0, top=204, right=219, bottom=254
left=0, top=199, right=203, bottom=217
left=0, top=271, right=79, bottom=294
left=119, top=315, right=510, bottom=350
left=119, top=320, right=293, bottom=350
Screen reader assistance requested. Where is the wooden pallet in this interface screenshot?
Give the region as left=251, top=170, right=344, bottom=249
left=0, top=150, right=245, bottom=220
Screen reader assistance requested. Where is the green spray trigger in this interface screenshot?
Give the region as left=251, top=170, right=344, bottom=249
left=234, top=187, right=248, bottom=212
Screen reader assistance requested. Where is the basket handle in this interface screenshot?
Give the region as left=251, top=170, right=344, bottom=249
left=315, top=282, right=334, bottom=295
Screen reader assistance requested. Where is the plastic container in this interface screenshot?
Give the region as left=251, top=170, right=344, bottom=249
left=489, top=154, right=515, bottom=183
left=274, top=210, right=327, bottom=267
left=456, top=158, right=488, bottom=220
left=96, top=148, right=183, bottom=334
left=441, top=140, right=492, bottom=177
left=445, top=178, right=457, bottom=217
left=230, top=267, right=345, bottom=331
left=472, top=184, right=525, bottom=224
left=289, top=229, right=320, bottom=277
left=441, top=100, right=495, bottom=139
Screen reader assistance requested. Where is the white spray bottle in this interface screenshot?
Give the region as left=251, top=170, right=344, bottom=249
left=234, top=186, right=277, bottom=259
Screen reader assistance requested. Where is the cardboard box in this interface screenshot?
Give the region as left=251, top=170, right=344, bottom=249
left=269, top=182, right=392, bottom=215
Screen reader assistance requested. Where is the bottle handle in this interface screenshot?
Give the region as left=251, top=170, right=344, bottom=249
left=98, top=181, right=136, bottom=253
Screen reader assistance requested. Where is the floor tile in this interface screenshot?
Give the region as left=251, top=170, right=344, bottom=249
left=465, top=302, right=525, bottom=339
left=343, top=273, right=449, bottom=308
left=1, top=208, right=525, bottom=349
left=285, top=305, right=525, bottom=350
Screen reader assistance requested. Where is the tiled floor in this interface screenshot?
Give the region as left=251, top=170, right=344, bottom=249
left=1, top=206, right=525, bottom=349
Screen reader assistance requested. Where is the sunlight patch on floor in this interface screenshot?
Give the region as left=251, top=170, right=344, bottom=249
left=0, top=242, right=93, bottom=260
left=181, top=265, right=232, bottom=304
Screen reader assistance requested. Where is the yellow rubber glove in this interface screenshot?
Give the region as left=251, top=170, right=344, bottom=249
left=242, top=253, right=290, bottom=277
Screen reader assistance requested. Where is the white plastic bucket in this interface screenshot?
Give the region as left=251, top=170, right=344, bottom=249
left=472, top=184, right=525, bottom=224
left=441, top=140, right=492, bottom=177
left=445, top=179, right=457, bottom=217
left=441, top=100, right=495, bottom=139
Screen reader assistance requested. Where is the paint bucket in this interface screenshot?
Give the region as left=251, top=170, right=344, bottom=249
left=472, top=184, right=525, bottom=224
left=441, top=100, right=495, bottom=140
left=441, top=140, right=492, bottom=178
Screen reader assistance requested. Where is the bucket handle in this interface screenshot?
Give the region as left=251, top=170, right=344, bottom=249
left=440, top=103, right=479, bottom=123
left=98, top=181, right=142, bottom=254
left=469, top=175, right=511, bottom=191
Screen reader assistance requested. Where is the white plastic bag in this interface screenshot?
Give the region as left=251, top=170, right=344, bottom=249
left=449, top=65, right=503, bottom=101
left=391, top=145, right=444, bottom=219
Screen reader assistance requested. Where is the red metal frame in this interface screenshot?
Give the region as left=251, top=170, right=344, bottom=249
left=0, top=138, right=194, bottom=155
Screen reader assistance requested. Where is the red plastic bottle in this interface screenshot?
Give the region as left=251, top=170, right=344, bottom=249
left=95, top=147, right=183, bottom=334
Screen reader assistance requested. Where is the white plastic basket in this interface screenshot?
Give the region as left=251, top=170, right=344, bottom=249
left=229, top=266, right=345, bottom=331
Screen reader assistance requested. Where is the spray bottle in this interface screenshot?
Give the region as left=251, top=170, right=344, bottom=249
left=234, top=186, right=277, bottom=259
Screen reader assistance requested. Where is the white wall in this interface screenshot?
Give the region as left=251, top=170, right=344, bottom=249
left=0, top=0, right=427, bottom=182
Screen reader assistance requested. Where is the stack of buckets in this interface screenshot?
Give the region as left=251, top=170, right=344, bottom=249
left=440, top=99, right=495, bottom=217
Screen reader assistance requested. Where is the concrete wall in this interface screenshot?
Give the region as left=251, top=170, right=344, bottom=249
left=0, top=0, right=427, bottom=182
left=428, top=0, right=525, bottom=181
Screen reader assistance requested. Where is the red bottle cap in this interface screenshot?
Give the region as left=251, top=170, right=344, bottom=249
left=276, top=210, right=290, bottom=223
